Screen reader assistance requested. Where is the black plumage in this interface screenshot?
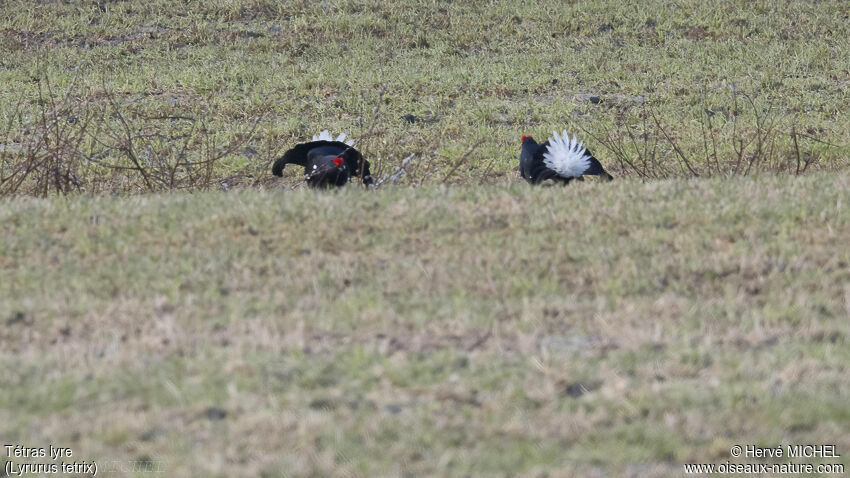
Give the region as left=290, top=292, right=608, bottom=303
left=272, top=139, right=373, bottom=188
left=520, top=134, right=613, bottom=185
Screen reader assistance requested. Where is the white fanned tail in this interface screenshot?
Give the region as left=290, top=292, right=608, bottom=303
left=542, top=130, right=591, bottom=178
left=313, top=130, right=355, bottom=146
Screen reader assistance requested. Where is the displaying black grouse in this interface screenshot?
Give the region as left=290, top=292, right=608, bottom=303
left=272, top=131, right=373, bottom=188
left=520, top=131, right=613, bottom=185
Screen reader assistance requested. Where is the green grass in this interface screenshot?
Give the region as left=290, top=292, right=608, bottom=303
left=1, top=0, right=849, bottom=193
left=2, top=174, right=849, bottom=476
left=2, top=1, right=850, bottom=476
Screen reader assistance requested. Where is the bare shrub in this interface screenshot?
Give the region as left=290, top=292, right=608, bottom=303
left=87, top=87, right=261, bottom=192
left=3, top=73, right=842, bottom=197
left=577, top=86, right=840, bottom=179
left=1, top=70, right=264, bottom=197
left=0, top=69, right=92, bottom=196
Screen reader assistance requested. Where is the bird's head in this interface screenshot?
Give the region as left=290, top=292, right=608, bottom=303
left=521, top=135, right=534, bottom=143
left=332, top=156, right=344, bottom=167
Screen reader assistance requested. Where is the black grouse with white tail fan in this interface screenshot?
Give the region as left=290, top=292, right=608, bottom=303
left=272, top=131, right=373, bottom=188
left=520, top=131, right=613, bottom=185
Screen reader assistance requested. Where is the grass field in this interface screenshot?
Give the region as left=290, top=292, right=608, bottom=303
left=2, top=174, right=849, bottom=476
left=1, top=0, right=849, bottom=192
left=2, top=0, right=850, bottom=476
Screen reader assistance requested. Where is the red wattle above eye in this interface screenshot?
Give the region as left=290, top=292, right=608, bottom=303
left=333, top=157, right=344, bottom=166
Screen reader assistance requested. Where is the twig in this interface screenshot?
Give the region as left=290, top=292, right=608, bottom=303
left=442, top=138, right=484, bottom=183
left=649, top=108, right=699, bottom=177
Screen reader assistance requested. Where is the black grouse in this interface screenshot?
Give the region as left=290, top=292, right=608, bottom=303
left=520, top=131, right=613, bottom=185
left=272, top=131, right=373, bottom=188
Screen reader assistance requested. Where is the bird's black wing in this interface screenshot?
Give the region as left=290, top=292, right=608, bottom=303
left=357, top=158, right=374, bottom=186
left=338, top=148, right=373, bottom=186
left=581, top=148, right=614, bottom=180
left=272, top=140, right=352, bottom=176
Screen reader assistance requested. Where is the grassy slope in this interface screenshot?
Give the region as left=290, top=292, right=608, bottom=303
left=2, top=0, right=849, bottom=186
left=2, top=174, right=849, bottom=476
